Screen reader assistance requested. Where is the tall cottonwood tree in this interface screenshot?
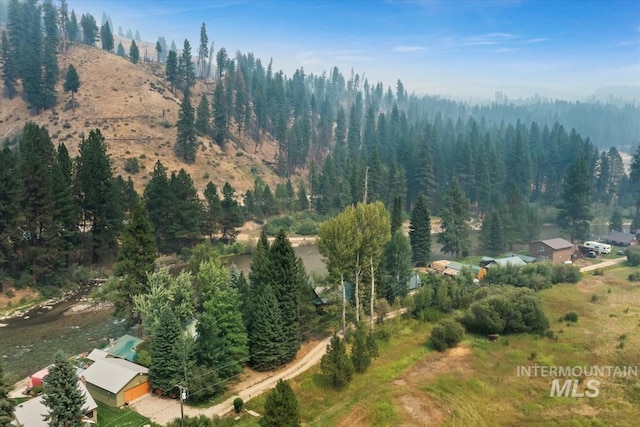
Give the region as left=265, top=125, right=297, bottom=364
left=318, top=206, right=359, bottom=336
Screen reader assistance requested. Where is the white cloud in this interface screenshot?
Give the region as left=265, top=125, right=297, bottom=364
left=393, top=46, right=426, bottom=52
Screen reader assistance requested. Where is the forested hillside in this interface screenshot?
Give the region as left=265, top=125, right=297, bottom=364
left=1, top=1, right=640, bottom=291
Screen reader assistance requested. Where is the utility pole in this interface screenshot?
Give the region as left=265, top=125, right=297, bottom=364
left=178, top=384, right=187, bottom=427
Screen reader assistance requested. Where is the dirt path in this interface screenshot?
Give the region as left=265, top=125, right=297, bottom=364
left=579, top=256, right=627, bottom=272
left=132, top=309, right=407, bottom=425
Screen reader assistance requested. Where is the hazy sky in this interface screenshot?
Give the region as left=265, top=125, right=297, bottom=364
left=70, top=0, right=640, bottom=101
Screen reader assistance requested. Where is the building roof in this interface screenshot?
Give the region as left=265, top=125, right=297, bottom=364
left=602, top=231, right=635, bottom=245
left=82, top=357, right=148, bottom=395
left=492, top=256, right=527, bottom=267
left=13, top=381, right=97, bottom=427
left=516, top=254, right=537, bottom=263
left=104, top=334, right=143, bottom=362
left=87, top=348, right=109, bottom=362
left=540, top=238, right=573, bottom=250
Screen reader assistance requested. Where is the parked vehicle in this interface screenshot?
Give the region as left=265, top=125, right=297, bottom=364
left=587, top=251, right=597, bottom=259
left=584, top=241, right=612, bottom=254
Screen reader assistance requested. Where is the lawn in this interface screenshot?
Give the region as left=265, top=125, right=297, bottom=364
left=232, top=265, right=640, bottom=426
left=97, top=402, right=161, bottom=427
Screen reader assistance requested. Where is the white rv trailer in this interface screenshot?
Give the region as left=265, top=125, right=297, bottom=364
left=583, top=241, right=612, bottom=254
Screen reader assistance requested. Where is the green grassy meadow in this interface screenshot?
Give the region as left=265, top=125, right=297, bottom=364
left=231, top=265, right=640, bottom=426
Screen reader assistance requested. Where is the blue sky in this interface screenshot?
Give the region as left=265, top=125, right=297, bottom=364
left=70, top=0, right=640, bottom=101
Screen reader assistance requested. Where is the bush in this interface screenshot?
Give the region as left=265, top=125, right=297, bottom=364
left=430, top=318, right=465, bottom=352
left=625, top=247, right=640, bottom=266
left=551, top=263, right=581, bottom=284
left=563, top=311, right=579, bottom=322
left=124, top=157, right=140, bottom=174
left=233, top=397, right=244, bottom=413
left=628, top=272, right=640, bottom=282
left=295, top=219, right=317, bottom=236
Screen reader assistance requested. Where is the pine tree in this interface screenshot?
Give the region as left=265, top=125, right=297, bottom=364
left=202, top=182, right=221, bottom=240
left=20, top=0, right=43, bottom=111
left=116, top=42, right=125, bottom=57
left=381, top=230, right=412, bottom=302
left=42, top=351, right=86, bottom=427
left=144, top=161, right=174, bottom=252
left=197, top=22, right=208, bottom=79
left=155, top=40, right=162, bottom=62
left=67, top=9, right=79, bottom=42
left=263, top=380, right=301, bottom=427
left=192, top=95, right=209, bottom=136
left=390, top=195, right=403, bottom=233
left=168, top=169, right=203, bottom=249
left=18, top=123, right=62, bottom=285
left=135, top=29, right=141, bottom=41
left=212, top=81, right=228, bottom=146
left=41, top=0, right=59, bottom=110
left=100, top=20, right=114, bottom=52
left=176, top=93, right=197, bottom=162
left=195, top=260, right=248, bottom=380
left=247, top=283, right=286, bottom=371
left=1, top=31, right=17, bottom=99
left=114, top=198, right=157, bottom=322
left=320, top=334, right=354, bottom=388
left=409, top=195, right=431, bottom=266
left=438, top=179, right=471, bottom=258
left=150, top=306, right=182, bottom=392
left=0, top=360, right=15, bottom=427
left=609, top=210, right=623, bottom=232
left=51, top=144, right=79, bottom=267
left=63, top=64, right=80, bottom=113
left=80, top=13, right=98, bottom=45
left=479, top=211, right=504, bottom=255
left=268, top=230, right=306, bottom=363
left=166, top=50, right=179, bottom=93
left=350, top=323, right=371, bottom=373
left=0, top=148, right=21, bottom=276
left=219, top=182, right=243, bottom=242
left=558, top=158, right=593, bottom=242
left=630, top=146, right=640, bottom=233
left=75, top=129, right=123, bottom=263
left=179, top=39, right=195, bottom=95
left=129, top=39, right=140, bottom=64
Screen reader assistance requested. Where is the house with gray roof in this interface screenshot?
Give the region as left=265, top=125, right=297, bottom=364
left=529, top=238, right=574, bottom=263
left=13, top=381, right=97, bottom=427
left=602, top=230, right=636, bottom=246
left=82, top=356, right=149, bottom=407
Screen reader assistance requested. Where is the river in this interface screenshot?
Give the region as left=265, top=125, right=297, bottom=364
left=0, top=286, right=126, bottom=384
left=0, top=245, right=327, bottom=385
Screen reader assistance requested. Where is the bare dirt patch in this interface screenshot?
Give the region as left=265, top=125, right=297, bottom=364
left=390, top=344, right=472, bottom=426
left=0, top=287, right=40, bottom=312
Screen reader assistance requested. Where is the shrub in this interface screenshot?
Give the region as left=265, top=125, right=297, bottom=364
left=430, top=318, right=465, bottom=352
left=124, top=157, right=140, bottom=174
left=590, top=294, right=599, bottom=303
left=233, top=397, right=244, bottom=413
left=295, top=219, right=317, bottom=236
left=625, top=247, right=640, bottom=266
left=5, top=289, right=15, bottom=298
left=629, top=272, right=640, bottom=282
left=563, top=311, right=579, bottom=322
left=71, top=265, right=93, bottom=285
left=592, top=268, right=604, bottom=276
left=551, top=263, right=581, bottom=284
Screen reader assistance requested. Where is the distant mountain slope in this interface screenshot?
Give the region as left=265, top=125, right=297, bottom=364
left=0, top=43, right=283, bottom=195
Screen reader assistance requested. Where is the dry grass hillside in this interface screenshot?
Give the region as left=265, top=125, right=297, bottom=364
left=0, top=42, right=286, bottom=195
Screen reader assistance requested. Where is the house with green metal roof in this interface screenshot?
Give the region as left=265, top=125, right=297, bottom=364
left=104, top=334, right=143, bottom=362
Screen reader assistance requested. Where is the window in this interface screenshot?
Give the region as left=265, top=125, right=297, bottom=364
left=538, top=245, right=546, bottom=253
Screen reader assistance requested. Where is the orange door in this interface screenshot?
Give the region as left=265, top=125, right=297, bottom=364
left=124, top=381, right=150, bottom=403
